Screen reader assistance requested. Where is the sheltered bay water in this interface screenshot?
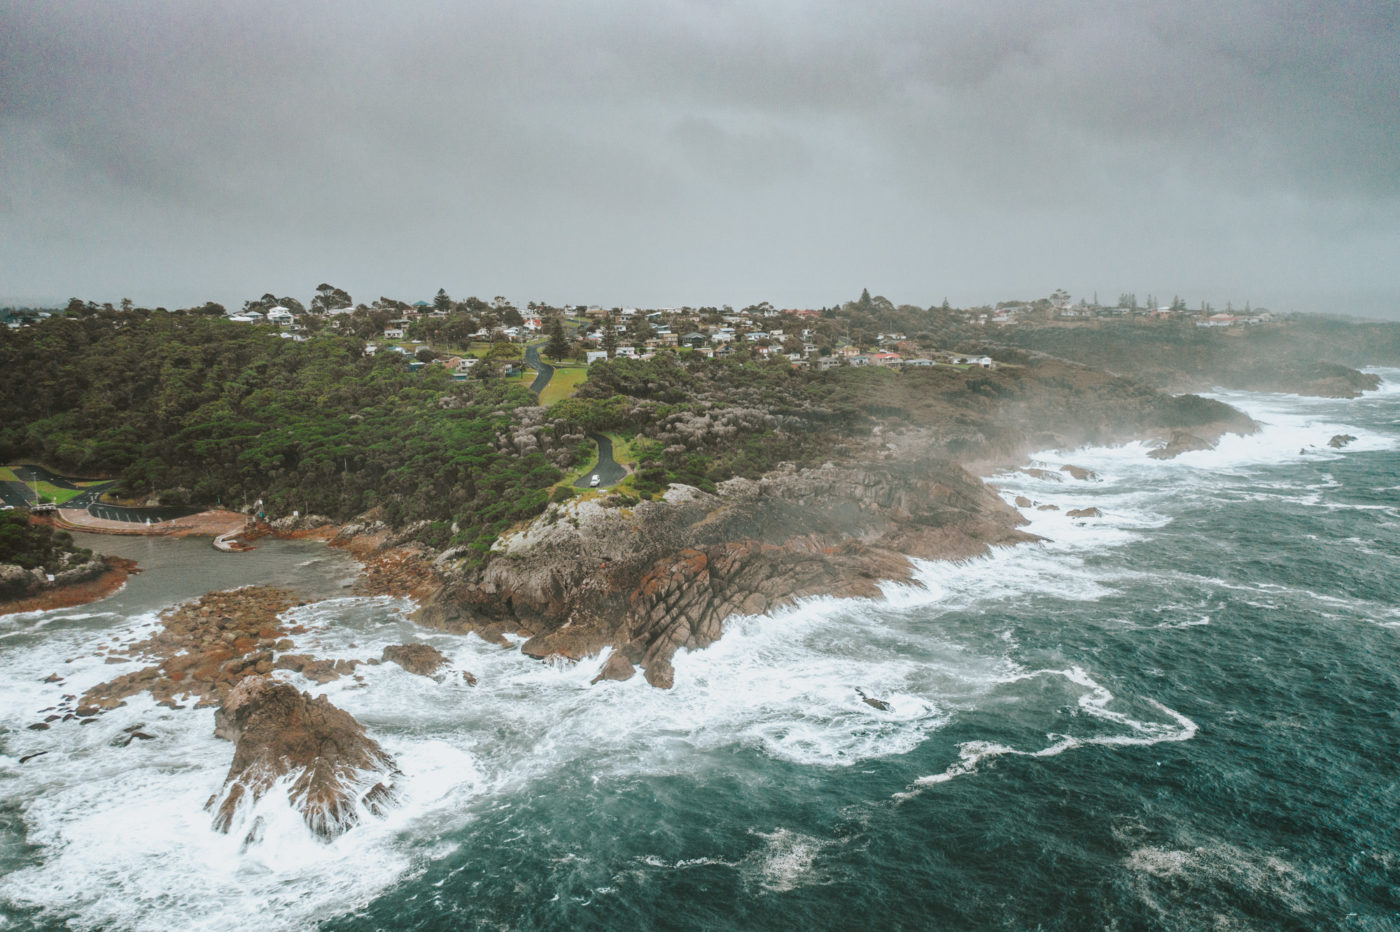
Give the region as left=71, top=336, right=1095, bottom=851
left=2, top=372, right=1399, bottom=929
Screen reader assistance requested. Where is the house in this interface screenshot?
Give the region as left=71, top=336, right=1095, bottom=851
left=616, top=345, right=639, bottom=358
left=816, top=356, right=841, bottom=370
left=848, top=354, right=871, bottom=367
left=383, top=328, right=405, bottom=340
left=871, top=352, right=902, bottom=367
left=586, top=350, right=609, bottom=364
left=266, top=306, right=294, bottom=324
left=903, top=357, right=934, bottom=367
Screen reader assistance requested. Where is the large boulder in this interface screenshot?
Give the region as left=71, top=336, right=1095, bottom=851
left=380, top=643, right=449, bottom=677
left=209, top=676, right=398, bottom=840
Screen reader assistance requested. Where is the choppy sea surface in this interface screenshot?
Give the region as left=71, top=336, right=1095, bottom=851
left=2, top=372, right=1399, bottom=930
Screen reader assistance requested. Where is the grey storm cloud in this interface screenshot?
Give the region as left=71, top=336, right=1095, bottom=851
left=1, top=0, right=1397, bottom=316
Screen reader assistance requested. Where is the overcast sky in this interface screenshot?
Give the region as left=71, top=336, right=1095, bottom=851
left=3, top=0, right=1397, bottom=316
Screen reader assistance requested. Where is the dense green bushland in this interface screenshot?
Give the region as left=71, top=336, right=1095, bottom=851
left=0, top=512, right=91, bottom=571
left=0, top=312, right=581, bottom=554
left=0, top=511, right=95, bottom=598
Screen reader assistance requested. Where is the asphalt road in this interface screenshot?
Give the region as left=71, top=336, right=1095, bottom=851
left=523, top=344, right=554, bottom=395
left=0, top=483, right=30, bottom=509
left=573, top=432, right=627, bottom=489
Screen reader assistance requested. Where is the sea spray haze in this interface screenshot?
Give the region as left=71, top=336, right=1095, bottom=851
left=1, top=371, right=1396, bottom=928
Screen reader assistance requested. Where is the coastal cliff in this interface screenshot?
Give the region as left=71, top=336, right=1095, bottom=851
left=406, top=353, right=1263, bottom=686
left=416, top=456, right=1033, bottom=686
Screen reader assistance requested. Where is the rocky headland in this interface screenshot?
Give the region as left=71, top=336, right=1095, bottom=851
left=416, top=455, right=1031, bottom=687
left=408, top=355, right=1263, bottom=688
left=209, top=675, right=399, bottom=841
left=0, top=555, right=137, bottom=617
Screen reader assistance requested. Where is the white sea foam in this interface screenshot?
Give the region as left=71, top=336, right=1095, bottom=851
left=896, top=666, right=1197, bottom=799
left=745, top=828, right=835, bottom=893
left=6, top=381, right=1392, bottom=927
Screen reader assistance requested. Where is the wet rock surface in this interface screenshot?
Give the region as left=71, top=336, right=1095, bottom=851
left=79, top=587, right=312, bottom=711
left=209, top=676, right=398, bottom=840
left=381, top=643, right=449, bottom=677
left=419, top=457, right=1037, bottom=687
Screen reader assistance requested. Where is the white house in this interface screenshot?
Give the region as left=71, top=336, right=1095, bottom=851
left=586, top=350, right=608, bottom=364
left=383, top=328, right=405, bottom=339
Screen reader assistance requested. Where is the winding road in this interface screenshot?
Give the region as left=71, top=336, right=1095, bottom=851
left=524, top=336, right=624, bottom=489
left=523, top=344, right=554, bottom=396
left=573, top=432, right=627, bottom=489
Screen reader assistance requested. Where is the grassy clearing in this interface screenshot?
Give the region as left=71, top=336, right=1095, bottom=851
left=608, top=432, right=640, bottom=468
left=539, top=366, right=587, bottom=406
left=0, top=467, right=16, bottom=482
left=29, top=481, right=83, bottom=505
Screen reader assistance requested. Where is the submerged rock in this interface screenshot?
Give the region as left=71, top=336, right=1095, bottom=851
left=380, top=643, right=448, bottom=677
left=1328, top=434, right=1357, bottom=449
left=1066, top=507, right=1103, bottom=519
left=1059, top=464, right=1098, bottom=481
left=208, top=676, right=398, bottom=840
left=856, top=688, right=893, bottom=712
left=1148, top=431, right=1215, bottom=460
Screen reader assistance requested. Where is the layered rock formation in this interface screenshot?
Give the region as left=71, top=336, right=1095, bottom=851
left=417, top=456, right=1035, bottom=687
left=209, top=675, right=399, bottom=840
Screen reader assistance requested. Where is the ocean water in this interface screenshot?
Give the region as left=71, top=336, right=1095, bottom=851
left=2, top=372, right=1399, bottom=930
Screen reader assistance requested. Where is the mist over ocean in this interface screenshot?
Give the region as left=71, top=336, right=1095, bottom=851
left=3, top=372, right=1398, bottom=930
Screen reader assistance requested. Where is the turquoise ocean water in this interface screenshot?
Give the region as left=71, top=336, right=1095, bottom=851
left=2, top=371, right=1398, bottom=930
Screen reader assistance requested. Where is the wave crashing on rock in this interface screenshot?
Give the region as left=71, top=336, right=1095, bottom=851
left=208, top=675, right=399, bottom=841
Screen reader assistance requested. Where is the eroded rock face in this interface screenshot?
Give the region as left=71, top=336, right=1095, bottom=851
left=209, top=676, right=398, bottom=840
left=419, top=457, right=1037, bottom=687
left=381, top=643, right=448, bottom=677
